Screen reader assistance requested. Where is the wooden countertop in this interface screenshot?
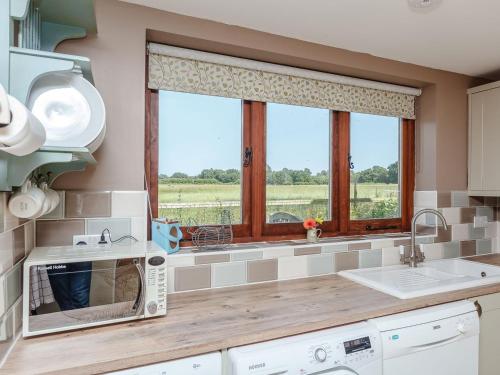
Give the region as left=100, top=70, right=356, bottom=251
left=4, top=254, right=500, bottom=375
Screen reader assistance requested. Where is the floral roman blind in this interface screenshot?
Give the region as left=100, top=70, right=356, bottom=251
left=148, top=43, right=421, bottom=119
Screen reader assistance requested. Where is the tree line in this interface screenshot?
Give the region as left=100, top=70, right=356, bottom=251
left=159, top=161, right=398, bottom=185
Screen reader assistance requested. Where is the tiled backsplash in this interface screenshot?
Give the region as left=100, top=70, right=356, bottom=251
left=0, top=193, right=34, bottom=366
left=36, top=191, right=148, bottom=245
left=166, top=190, right=500, bottom=293
left=3, top=188, right=498, bottom=346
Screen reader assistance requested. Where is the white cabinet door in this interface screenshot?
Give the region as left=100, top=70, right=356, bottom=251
left=482, top=88, right=500, bottom=191
left=469, top=87, right=500, bottom=193
left=471, top=293, right=500, bottom=375
left=469, top=92, right=484, bottom=191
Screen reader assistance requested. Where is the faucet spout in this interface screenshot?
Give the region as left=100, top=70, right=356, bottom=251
left=408, top=209, right=448, bottom=268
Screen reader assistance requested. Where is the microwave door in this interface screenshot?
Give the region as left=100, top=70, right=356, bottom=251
left=28, top=258, right=145, bottom=334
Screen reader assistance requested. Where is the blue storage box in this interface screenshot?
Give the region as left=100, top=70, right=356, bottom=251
left=152, top=219, right=183, bottom=254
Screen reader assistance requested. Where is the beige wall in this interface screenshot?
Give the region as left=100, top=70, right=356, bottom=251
left=54, top=0, right=487, bottom=191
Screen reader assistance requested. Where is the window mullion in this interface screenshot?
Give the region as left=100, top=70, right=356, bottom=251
left=336, top=111, right=351, bottom=234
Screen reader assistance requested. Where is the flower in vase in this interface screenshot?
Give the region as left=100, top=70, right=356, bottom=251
left=303, top=218, right=318, bottom=230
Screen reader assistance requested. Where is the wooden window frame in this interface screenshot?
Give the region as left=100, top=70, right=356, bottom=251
left=145, top=89, right=415, bottom=244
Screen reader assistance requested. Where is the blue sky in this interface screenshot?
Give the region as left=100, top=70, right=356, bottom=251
left=159, top=91, right=399, bottom=176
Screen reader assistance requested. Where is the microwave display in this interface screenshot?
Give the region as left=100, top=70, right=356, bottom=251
left=28, top=258, right=146, bottom=333
left=344, top=336, right=371, bottom=355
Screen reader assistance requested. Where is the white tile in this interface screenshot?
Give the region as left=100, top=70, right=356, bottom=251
left=5, top=262, right=21, bottom=310
left=166, top=254, right=195, bottom=267
left=485, top=222, right=498, bottom=239
left=307, top=254, right=334, bottom=276
left=0, top=275, right=5, bottom=317
left=130, top=217, right=147, bottom=242
left=321, top=244, right=348, bottom=253
left=230, top=251, right=263, bottom=262
left=86, top=218, right=131, bottom=239
left=421, top=243, right=445, bottom=260
left=371, top=239, right=394, bottom=249
left=382, top=247, right=401, bottom=266
left=441, top=208, right=461, bottom=225
left=24, top=220, right=35, bottom=255
left=278, top=256, right=307, bottom=280
left=414, top=191, right=437, bottom=208
left=13, top=297, right=22, bottom=335
left=211, top=261, right=246, bottom=288
left=111, top=191, right=147, bottom=218
left=0, top=231, right=13, bottom=276
left=263, top=247, right=294, bottom=259
left=451, top=223, right=470, bottom=241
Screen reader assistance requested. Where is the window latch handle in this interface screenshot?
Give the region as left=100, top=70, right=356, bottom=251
left=348, top=154, right=355, bottom=170
left=243, top=147, right=253, bottom=167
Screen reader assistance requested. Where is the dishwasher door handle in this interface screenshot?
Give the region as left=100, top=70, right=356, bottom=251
left=409, top=332, right=464, bottom=352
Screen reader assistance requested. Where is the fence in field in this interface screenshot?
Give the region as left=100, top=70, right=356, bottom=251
left=159, top=199, right=311, bottom=209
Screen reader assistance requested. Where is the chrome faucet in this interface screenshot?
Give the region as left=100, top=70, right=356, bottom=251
left=404, top=209, right=449, bottom=268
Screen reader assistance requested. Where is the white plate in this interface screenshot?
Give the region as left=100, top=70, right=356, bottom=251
left=27, top=72, right=106, bottom=153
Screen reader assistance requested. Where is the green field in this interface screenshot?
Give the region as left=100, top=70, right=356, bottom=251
left=158, top=183, right=399, bottom=225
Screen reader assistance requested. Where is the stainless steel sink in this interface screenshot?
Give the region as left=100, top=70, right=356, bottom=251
left=339, top=258, right=500, bottom=299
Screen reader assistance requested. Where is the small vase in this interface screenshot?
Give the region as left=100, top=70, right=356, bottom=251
left=306, top=228, right=322, bottom=243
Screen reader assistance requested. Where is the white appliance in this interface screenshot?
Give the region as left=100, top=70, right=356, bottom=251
left=23, top=242, right=167, bottom=337
left=368, top=300, right=479, bottom=375
left=228, top=322, right=382, bottom=375
left=108, top=352, right=222, bottom=375
left=107, top=352, right=222, bottom=375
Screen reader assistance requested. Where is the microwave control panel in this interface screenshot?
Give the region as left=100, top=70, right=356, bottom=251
left=145, top=254, right=167, bottom=317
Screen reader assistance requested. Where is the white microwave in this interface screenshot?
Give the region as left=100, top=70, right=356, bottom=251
left=23, top=242, right=167, bottom=337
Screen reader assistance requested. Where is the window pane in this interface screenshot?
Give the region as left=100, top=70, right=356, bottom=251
left=158, top=91, right=242, bottom=226
left=266, top=103, right=331, bottom=224
left=350, top=113, right=400, bottom=220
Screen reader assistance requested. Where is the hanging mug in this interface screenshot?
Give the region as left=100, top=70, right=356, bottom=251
left=306, top=228, right=322, bottom=243
left=39, top=182, right=60, bottom=216
left=8, top=180, right=46, bottom=219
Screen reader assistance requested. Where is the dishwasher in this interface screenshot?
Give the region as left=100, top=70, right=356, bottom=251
left=368, top=300, right=479, bottom=375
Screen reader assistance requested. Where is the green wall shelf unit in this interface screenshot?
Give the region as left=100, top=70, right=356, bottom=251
left=0, top=146, right=96, bottom=191
left=9, top=47, right=93, bottom=103
left=0, top=0, right=99, bottom=192
left=14, top=0, right=96, bottom=52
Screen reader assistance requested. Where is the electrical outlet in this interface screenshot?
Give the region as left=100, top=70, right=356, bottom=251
left=73, top=234, right=111, bottom=247
left=474, top=215, right=488, bottom=229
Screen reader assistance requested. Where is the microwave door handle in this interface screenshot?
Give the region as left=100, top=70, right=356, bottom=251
left=132, top=259, right=145, bottom=313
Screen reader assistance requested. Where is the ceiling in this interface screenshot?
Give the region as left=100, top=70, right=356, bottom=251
left=121, top=0, right=500, bottom=79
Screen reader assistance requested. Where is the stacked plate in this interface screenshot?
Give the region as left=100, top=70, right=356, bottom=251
left=27, top=71, right=106, bottom=153
left=0, top=84, right=46, bottom=156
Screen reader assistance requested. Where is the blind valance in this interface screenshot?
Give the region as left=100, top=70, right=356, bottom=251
left=148, top=43, right=421, bottom=119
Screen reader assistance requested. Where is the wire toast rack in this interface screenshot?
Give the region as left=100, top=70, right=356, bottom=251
left=187, top=209, right=233, bottom=251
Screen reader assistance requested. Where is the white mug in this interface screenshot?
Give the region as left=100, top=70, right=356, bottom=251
left=8, top=180, right=46, bottom=219
left=39, top=182, right=60, bottom=216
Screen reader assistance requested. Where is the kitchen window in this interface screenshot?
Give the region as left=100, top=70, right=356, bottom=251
left=145, top=44, right=417, bottom=243
left=146, top=92, right=415, bottom=243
